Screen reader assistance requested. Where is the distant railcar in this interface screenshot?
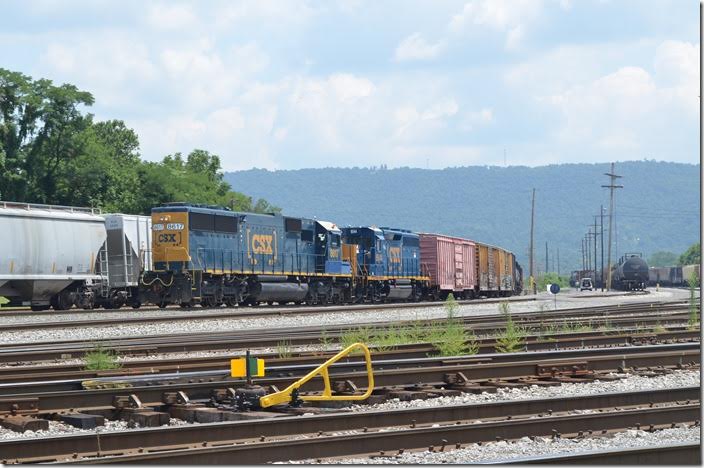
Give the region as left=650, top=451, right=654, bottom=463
left=681, top=264, right=700, bottom=284
left=611, top=253, right=648, bottom=291
left=419, top=233, right=476, bottom=300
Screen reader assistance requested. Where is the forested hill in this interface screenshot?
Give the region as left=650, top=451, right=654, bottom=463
left=226, top=161, right=700, bottom=272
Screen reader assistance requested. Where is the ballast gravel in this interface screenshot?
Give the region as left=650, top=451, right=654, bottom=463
left=348, top=369, right=700, bottom=412
left=300, top=426, right=700, bottom=464
left=0, top=289, right=685, bottom=344
left=0, top=418, right=190, bottom=441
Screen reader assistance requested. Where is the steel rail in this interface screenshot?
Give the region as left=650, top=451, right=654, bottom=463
left=0, top=299, right=688, bottom=332
left=0, top=344, right=698, bottom=412
left=496, top=443, right=701, bottom=465
left=0, top=295, right=541, bottom=318
left=1, top=386, right=698, bottom=463
left=0, top=305, right=693, bottom=364
left=59, top=404, right=700, bottom=464
left=0, top=328, right=698, bottom=384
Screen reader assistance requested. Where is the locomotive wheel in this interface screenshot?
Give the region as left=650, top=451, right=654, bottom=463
left=201, top=297, right=217, bottom=308
left=131, top=301, right=141, bottom=309
left=158, top=301, right=168, bottom=309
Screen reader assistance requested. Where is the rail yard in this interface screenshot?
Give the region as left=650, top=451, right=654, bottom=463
left=0, top=285, right=699, bottom=465
left=0, top=199, right=700, bottom=465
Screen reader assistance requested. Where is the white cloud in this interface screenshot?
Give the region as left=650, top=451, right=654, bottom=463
left=145, top=3, right=198, bottom=30
left=394, top=33, right=446, bottom=61
left=459, top=107, right=494, bottom=131
left=448, top=0, right=543, bottom=50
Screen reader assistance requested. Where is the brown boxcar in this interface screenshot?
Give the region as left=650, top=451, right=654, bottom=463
left=419, top=233, right=476, bottom=299
left=476, top=242, right=499, bottom=295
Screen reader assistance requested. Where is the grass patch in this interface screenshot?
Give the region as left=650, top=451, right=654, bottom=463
left=427, top=293, right=478, bottom=356
left=495, top=302, right=526, bottom=353
left=0, top=296, right=9, bottom=308
left=84, top=345, right=121, bottom=371
left=276, top=339, right=294, bottom=359
left=688, top=271, right=700, bottom=330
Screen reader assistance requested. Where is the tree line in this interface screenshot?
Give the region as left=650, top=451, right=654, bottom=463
left=0, top=68, right=279, bottom=215
left=648, top=243, right=700, bottom=267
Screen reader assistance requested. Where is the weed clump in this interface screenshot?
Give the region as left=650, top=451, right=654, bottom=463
left=427, top=293, right=478, bottom=356
left=495, top=302, right=525, bottom=353
left=84, top=344, right=121, bottom=371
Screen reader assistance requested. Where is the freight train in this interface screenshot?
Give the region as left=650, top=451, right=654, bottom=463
left=0, top=201, right=522, bottom=310
left=649, top=264, right=700, bottom=287
left=0, top=201, right=151, bottom=310
left=570, top=254, right=650, bottom=291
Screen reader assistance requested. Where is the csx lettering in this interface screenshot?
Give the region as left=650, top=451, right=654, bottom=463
left=389, top=247, right=401, bottom=263
left=251, top=234, right=274, bottom=254
left=158, top=233, right=177, bottom=243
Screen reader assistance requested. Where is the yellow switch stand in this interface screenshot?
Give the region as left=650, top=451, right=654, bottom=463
left=259, top=342, right=374, bottom=408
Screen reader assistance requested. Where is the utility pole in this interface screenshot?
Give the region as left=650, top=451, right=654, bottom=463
left=529, top=189, right=536, bottom=294
left=545, top=241, right=549, bottom=274
left=557, top=247, right=560, bottom=277
left=600, top=205, right=605, bottom=291
left=581, top=238, right=585, bottom=271
left=592, top=217, right=598, bottom=282
left=602, top=163, right=623, bottom=290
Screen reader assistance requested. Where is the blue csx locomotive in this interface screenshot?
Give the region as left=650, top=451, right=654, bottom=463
left=141, top=203, right=427, bottom=307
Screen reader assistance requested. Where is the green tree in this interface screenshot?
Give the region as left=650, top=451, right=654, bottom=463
left=679, top=243, right=701, bottom=266
left=0, top=68, right=94, bottom=202
left=648, top=251, right=678, bottom=267
left=0, top=68, right=279, bottom=216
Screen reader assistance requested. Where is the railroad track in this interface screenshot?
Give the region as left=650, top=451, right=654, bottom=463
left=0, top=327, right=698, bottom=385
left=0, top=297, right=684, bottom=333
left=0, top=301, right=693, bottom=363
left=0, top=342, right=698, bottom=412
left=0, top=295, right=538, bottom=323
left=3, top=386, right=698, bottom=464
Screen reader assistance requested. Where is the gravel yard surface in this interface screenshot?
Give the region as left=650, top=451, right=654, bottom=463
left=0, top=418, right=192, bottom=441
left=349, top=369, right=700, bottom=412
left=302, top=426, right=700, bottom=464
left=0, top=289, right=686, bottom=345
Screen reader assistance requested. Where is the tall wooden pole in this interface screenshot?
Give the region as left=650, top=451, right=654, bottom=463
left=529, top=188, right=536, bottom=294
left=600, top=205, right=605, bottom=291
left=602, top=163, right=623, bottom=290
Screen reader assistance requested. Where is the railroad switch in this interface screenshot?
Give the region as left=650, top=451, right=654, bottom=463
left=113, top=394, right=169, bottom=428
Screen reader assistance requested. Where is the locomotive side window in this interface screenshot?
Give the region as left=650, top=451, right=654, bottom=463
left=301, top=230, right=314, bottom=242
left=404, top=236, right=419, bottom=247
left=285, top=217, right=302, bottom=232
left=214, top=215, right=237, bottom=233
left=189, top=212, right=214, bottom=231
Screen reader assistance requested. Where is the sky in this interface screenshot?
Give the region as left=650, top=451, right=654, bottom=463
left=1, top=0, right=699, bottom=171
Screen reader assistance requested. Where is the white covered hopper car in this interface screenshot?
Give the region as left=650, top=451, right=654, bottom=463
left=0, top=201, right=151, bottom=310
